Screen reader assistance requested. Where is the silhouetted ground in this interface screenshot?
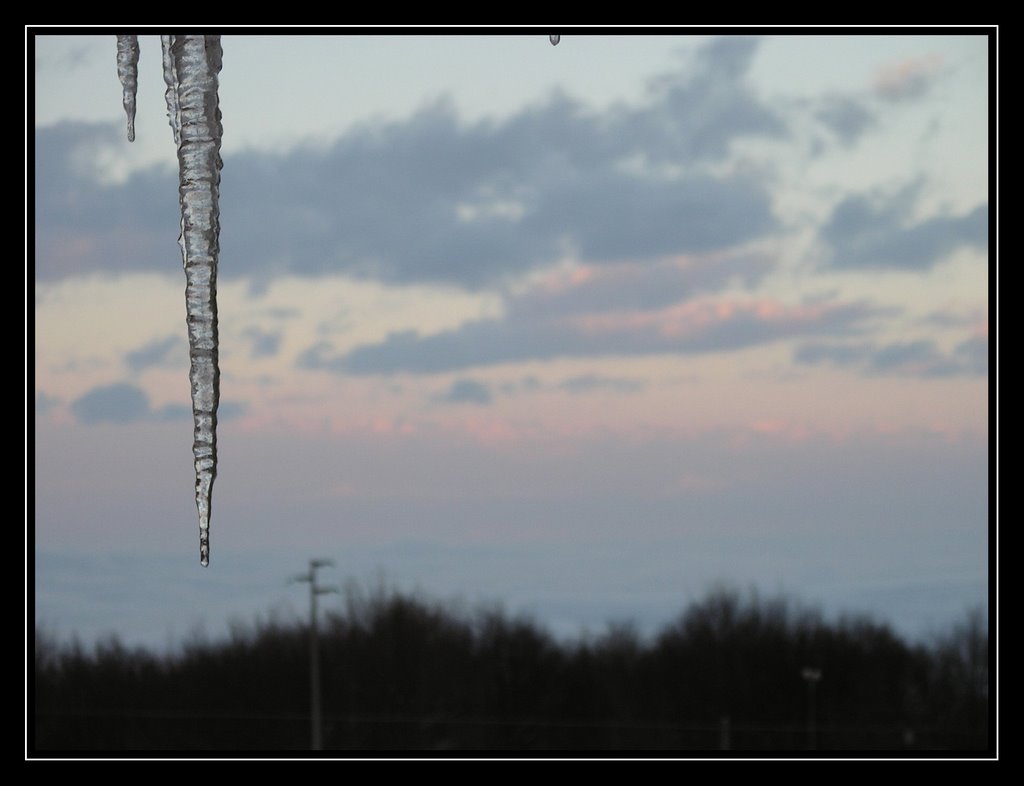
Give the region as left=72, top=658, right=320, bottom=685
left=32, top=586, right=990, bottom=754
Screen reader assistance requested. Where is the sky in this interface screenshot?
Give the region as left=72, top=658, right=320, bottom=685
left=32, top=30, right=992, bottom=653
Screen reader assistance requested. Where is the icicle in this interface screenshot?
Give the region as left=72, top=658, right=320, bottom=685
left=115, top=35, right=140, bottom=142
left=117, top=35, right=222, bottom=565
left=161, top=35, right=224, bottom=567
left=550, top=35, right=560, bottom=46
left=160, top=35, right=182, bottom=146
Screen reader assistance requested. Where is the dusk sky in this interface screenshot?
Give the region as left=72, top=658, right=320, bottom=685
left=33, top=31, right=990, bottom=652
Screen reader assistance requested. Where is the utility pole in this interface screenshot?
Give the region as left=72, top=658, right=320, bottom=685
left=290, top=558, right=338, bottom=751
left=719, top=715, right=731, bottom=751
left=801, top=667, right=822, bottom=751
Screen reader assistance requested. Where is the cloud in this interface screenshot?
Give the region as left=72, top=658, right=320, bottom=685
left=508, top=253, right=772, bottom=320
left=70, top=382, right=151, bottom=424
left=497, top=376, right=542, bottom=396
left=814, top=94, right=876, bottom=146
left=870, top=340, right=947, bottom=374
left=821, top=187, right=987, bottom=271
left=559, top=374, right=645, bottom=394
left=36, top=391, right=60, bottom=415
left=874, top=54, right=944, bottom=101
left=436, top=379, right=493, bottom=405
left=294, top=248, right=809, bottom=377
left=124, top=335, right=183, bottom=371
left=35, top=43, right=97, bottom=73
left=319, top=297, right=880, bottom=375
left=633, top=36, right=786, bottom=163
left=794, top=335, right=988, bottom=377
left=526, top=171, right=776, bottom=264
left=35, top=122, right=179, bottom=282
left=151, top=403, right=191, bottom=421
left=296, top=341, right=347, bottom=373
left=221, top=401, right=248, bottom=420
left=36, top=37, right=783, bottom=289
left=920, top=307, right=986, bottom=329
left=950, top=335, right=988, bottom=376
left=793, top=342, right=871, bottom=366
left=242, top=327, right=282, bottom=359
left=70, top=382, right=248, bottom=424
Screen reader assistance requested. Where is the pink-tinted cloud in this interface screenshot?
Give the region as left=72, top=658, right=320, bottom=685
left=509, top=253, right=772, bottom=319
left=572, top=297, right=864, bottom=343
left=874, top=53, right=943, bottom=101
left=335, top=295, right=880, bottom=375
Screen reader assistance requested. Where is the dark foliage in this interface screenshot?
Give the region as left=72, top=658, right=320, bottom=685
left=32, top=587, right=991, bottom=753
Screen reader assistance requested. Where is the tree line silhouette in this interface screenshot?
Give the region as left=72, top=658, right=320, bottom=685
left=33, top=586, right=990, bottom=753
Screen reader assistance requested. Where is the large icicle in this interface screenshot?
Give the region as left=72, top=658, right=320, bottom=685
left=161, top=35, right=224, bottom=567
left=115, top=35, right=140, bottom=141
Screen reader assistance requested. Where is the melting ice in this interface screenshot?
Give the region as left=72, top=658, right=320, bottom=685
left=115, top=35, right=140, bottom=142
left=119, top=35, right=223, bottom=566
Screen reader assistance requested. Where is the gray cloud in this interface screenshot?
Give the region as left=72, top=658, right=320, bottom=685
left=869, top=340, right=945, bottom=373
left=153, top=403, right=193, bottom=421
left=70, top=382, right=247, bottom=424
left=37, top=37, right=783, bottom=289
left=559, top=374, right=645, bottom=394
left=951, top=335, right=988, bottom=376
left=794, top=336, right=988, bottom=377
left=436, top=378, right=493, bottom=405
left=292, top=249, right=792, bottom=377
left=920, top=308, right=985, bottom=329
left=243, top=327, right=283, bottom=359
left=296, top=341, right=347, bottom=373
left=527, top=171, right=775, bottom=263
left=632, top=36, right=786, bottom=164
left=814, top=94, right=876, bottom=146
left=497, top=376, right=542, bottom=396
left=125, top=335, right=183, bottom=371
left=319, top=298, right=880, bottom=376
left=220, top=401, right=248, bottom=420
left=822, top=188, right=987, bottom=271
left=36, top=391, right=60, bottom=415
left=35, top=41, right=98, bottom=73
left=35, top=122, right=179, bottom=282
left=793, top=342, right=871, bottom=366
left=71, top=382, right=151, bottom=424
left=508, top=254, right=771, bottom=320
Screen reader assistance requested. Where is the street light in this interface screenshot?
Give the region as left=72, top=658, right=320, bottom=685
left=290, top=558, right=338, bottom=751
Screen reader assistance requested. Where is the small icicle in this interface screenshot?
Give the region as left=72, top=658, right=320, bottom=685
left=115, top=35, right=140, bottom=142
left=162, top=35, right=224, bottom=567
left=550, top=35, right=560, bottom=46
